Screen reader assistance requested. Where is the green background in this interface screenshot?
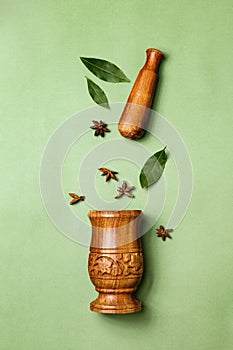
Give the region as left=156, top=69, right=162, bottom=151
left=1, top=1, right=232, bottom=349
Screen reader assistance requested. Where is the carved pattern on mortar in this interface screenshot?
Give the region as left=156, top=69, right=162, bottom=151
left=88, top=252, right=143, bottom=277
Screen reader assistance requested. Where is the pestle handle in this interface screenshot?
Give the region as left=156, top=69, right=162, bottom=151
left=118, top=48, right=164, bottom=139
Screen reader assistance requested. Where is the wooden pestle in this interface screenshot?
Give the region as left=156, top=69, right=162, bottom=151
left=118, top=48, right=164, bottom=139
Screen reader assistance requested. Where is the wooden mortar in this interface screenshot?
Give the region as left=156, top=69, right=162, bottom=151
left=88, top=210, right=143, bottom=314
left=118, top=48, right=164, bottom=139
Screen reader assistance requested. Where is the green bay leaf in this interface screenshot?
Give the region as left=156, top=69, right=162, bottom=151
left=80, top=57, right=130, bottom=83
left=85, top=77, right=109, bottom=109
left=139, top=147, right=168, bottom=188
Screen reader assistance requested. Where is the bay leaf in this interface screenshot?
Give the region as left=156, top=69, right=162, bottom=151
left=80, top=57, right=130, bottom=83
left=139, top=147, right=167, bottom=188
left=85, top=77, right=109, bottom=109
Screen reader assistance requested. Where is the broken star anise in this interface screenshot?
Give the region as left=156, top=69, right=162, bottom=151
left=156, top=225, right=173, bottom=241
left=115, top=181, right=135, bottom=199
left=69, top=193, right=85, bottom=205
left=98, top=167, right=118, bottom=182
left=90, top=120, right=110, bottom=137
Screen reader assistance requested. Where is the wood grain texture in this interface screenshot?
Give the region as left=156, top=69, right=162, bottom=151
left=118, top=48, right=164, bottom=139
left=88, top=210, right=143, bottom=314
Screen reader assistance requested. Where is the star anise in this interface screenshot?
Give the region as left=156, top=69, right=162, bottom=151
left=99, top=167, right=118, bottom=182
left=156, top=225, right=173, bottom=241
left=115, top=181, right=135, bottom=199
left=69, top=193, right=85, bottom=205
left=90, top=120, right=110, bottom=137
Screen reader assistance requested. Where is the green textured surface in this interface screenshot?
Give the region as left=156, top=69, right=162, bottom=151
left=0, top=1, right=233, bottom=349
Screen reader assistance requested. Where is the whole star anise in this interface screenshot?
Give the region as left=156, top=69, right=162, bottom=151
left=69, top=193, right=85, bottom=205
left=156, top=225, right=173, bottom=241
left=98, top=167, right=118, bottom=182
left=115, top=181, right=135, bottom=199
left=90, top=120, right=110, bottom=137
